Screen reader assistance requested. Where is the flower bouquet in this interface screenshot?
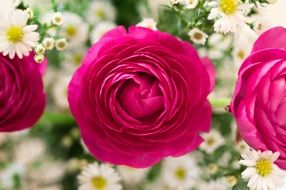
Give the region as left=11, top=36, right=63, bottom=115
left=0, top=0, right=286, bottom=189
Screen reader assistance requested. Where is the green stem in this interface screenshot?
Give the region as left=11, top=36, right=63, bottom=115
left=209, top=98, right=231, bottom=110
left=50, top=0, right=57, bottom=12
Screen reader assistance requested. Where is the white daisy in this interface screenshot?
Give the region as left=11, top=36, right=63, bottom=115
left=0, top=9, right=39, bottom=59
left=207, top=0, right=252, bottom=34
left=61, top=48, right=86, bottom=73
left=86, top=1, right=116, bottom=25
left=78, top=163, right=122, bottom=190
left=188, top=28, right=208, bottom=45
left=162, top=155, right=199, bottom=190
left=183, top=0, right=199, bottom=9
left=90, top=22, right=116, bottom=44
left=117, top=166, right=148, bottom=185
left=200, top=129, right=225, bottom=154
left=240, top=149, right=286, bottom=190
left=137, top=18, right=157, bottom=30
left=232, top=25, right=257, bottom=66
left=60, top=12, right=88, bottom=48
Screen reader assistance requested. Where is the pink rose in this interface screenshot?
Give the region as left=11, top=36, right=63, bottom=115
left=68, top=26, right=215, bottom=168
left=231, top=27, right=286, bottom=169
left=0, top=53, right=46, bottom=132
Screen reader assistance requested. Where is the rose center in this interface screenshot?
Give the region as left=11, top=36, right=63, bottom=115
left=220, top=0, right=238, bottom=15
left=118, top=73, right=164, bottom=120
left=91, top=176, right=107, bottom=189
left=6, top=26, right=24, bottom=43
left=255, top=158, right=272, bottom=177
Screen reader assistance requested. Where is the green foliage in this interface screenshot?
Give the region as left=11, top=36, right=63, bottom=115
left=110, top=0, right=148, bottom=26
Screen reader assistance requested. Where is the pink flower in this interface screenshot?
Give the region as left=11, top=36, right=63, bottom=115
left=0, top=53, right=46, bottom=132
left=231, top=27, right=286, bottom=169
left=68, top=26, right=215, bottom=168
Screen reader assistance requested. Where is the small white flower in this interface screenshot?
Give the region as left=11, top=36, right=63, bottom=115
left=207, top=0, right=252, bottom=34
left=61, top=12, right=88, bottom=48
left=248, top=15, right=273, bottom=34
left=162, top=156, right=199, bottom=190
left=35, top=43, right=46, bottom=55
left=183, top=0, right=199, bottom=9
left=78, top=163, right=122, bottom=190
left=170, top=0, right=181, bottom=5
left=200, top=129, right=225, bottom=154
left=34, top=53, right=45, bottom=63
left=117, top=166, right=148, bottom=185
left=137, top=18, right=157, bottom=30
left=42, top=37, right=55, bottom=50
left=188, top=28, right=208, bottom=45
left=52, top=12, right=63, bottom=26
left=86, top=1, right=116, bottom=25
left=0, top=9, right=39, bottom=59
left=240, top=149, right=286, bottom=190
left=55, top=38, right=68, bottom=51
left=90, top=22, right=116, bottom=44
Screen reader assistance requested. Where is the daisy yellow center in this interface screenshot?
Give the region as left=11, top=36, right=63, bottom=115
left=95, top=9, right=106, bottom=19
left=91, top=176, right=107, bottom=189
left=255, top=158, right=273, bottom=177
left=237, top=50, right=245, bottom=59
left=66, top=25, right=77, bottom=37
left=193, top=32, right=203, bottom=40
left=72, top=54, right=83, bottom=65
left=220, top=0, right=238, bottom=15
left=6, top=26, right=24, bottom=43
left=206, top=137, right=215, bottom=146
left=175, top=167, right=186, bottom=180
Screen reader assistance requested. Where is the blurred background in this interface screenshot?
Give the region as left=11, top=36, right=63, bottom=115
left=0, top=0, right=285, bottom=190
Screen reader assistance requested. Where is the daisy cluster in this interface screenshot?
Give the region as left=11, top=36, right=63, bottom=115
left=0, top=0, right=66, bottom=63
left=167, top=0, right=275, bottom=67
